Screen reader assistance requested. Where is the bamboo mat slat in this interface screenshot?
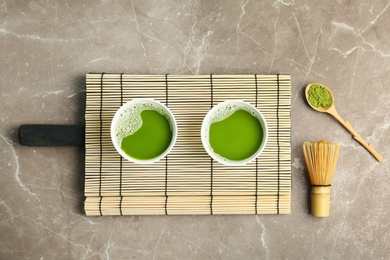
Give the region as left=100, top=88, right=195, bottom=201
left=84, top=73, right=291, bottom=216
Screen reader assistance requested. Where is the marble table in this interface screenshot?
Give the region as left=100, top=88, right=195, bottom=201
left=1, top=1, right=389, bottom=259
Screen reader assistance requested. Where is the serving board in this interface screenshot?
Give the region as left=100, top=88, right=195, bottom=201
left=84, top=73, right=291, bottom=216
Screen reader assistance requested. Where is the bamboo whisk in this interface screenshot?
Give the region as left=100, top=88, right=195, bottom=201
left=303, top=140, right=341, bottom=217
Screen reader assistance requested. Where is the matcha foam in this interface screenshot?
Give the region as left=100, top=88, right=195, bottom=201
left=113, top=101, right=172, bottom=147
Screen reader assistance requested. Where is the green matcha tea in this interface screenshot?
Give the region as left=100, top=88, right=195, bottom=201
left=307, top=84, right=333, bottom=108
left=209, top=109, right=264, bottom=161
left=120, top=110, right=173, bottom=160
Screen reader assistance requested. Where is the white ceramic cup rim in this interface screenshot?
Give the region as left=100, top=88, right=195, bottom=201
left=110, top=98, right=177, bottom=164
left=201, top=100, right=268, bottom=166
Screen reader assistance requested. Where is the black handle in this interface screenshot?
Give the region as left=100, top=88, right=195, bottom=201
left=19, top=124, right=85, bottom=146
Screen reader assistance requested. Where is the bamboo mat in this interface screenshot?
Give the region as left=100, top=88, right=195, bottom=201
left=84, top=73, right=291, bottom=216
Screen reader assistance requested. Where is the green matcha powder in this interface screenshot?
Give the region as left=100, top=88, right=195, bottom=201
left=307, top=84, right=333, bottom=108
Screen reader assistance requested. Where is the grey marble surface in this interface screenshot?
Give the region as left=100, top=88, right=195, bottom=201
left=1, top=1, right=389, bottom=259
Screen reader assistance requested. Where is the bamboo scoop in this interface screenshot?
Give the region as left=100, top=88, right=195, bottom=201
left=305, top=83, right=383, bottom=162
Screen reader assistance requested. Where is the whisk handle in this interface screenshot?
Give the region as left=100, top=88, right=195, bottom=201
left=311, top=186, right=331, bottom=217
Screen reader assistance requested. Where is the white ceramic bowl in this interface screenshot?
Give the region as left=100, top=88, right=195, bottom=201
left=111, top=98, right=177, bottom=164
left=201, top=100, right=268, bottom=166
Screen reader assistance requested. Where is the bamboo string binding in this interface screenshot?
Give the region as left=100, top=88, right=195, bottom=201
left=303, top=140, right=341, bottom=217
